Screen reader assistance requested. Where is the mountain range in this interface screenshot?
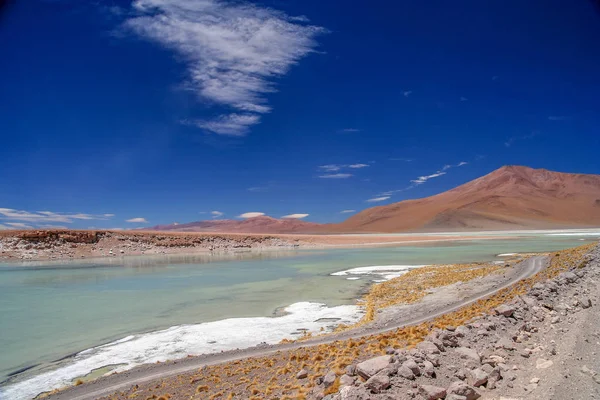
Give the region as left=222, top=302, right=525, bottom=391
left=149, top=166, right=600, bottom=234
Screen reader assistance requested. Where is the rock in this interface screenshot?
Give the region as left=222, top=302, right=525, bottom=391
left=467, top=368, right=488, bottom=387
left=454, top=369, right=467, bottom=380
left=530, top=377, right=540, bottom=384
left=323, top=370, right=337, bottom=388
left=495, top=304, right=515, bottom=317
left=560, top=271, right=578, bottom=283
left=439, top=331, right=460, bottom=347
left=355, top=355, right=391, bottom=379
left=339, top=374, right=355, bottom=387
left=397, top=365, right=416, bottom=380
left=365, top=374, right=390, bottom=393
left=296, top=369, right=308, bottom=379
left=581, top=297, right=592, bottom=309
left=422, top=360, right=435, bottom=377
left=445, top=395, right=468, bottom=400
left=446, top=381, right=481, bottom=400
left=536, top=358, right=554, bottom=369
left=495, top=337, right=516, bottom=351
left=417, top=340, right=441, bottom=354
left=455, top=326, right=469, bottom=337
left=345, top=365, right=356, bottom=376
left=402, top=359, right=421, bottom=376
left=419, top=384, right=446, bottom=399
left=338, top=386, right=370, bottom=400
left=455, top=347, right=481, bottom=363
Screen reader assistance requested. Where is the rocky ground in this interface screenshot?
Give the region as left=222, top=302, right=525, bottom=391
left=313, top=246, right=600, bottom=400
left=0, top=230, right=302, bottom=261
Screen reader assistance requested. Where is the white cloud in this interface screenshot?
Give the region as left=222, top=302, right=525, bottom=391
left=366, top=196, right=390, bottom=203
left=389, top=158, right=413, bottom=162
left=318, top=164, right=342, bottom=172
left=348, top=163, right=369, bottom=169
left=211, top=211, right=224, bottom=218
left=403, top=90, right=412, bottom=97
left=457, top=161, right=468, bottom=166
left=319, top=173, right=353, bottom=179
left=339, top=128, right=360, bottom=133
left=281, top=213, right=309, bottom=219
left=126, top=217, right=148, bottom=223
left=0, top=208, right=113, bottom=224
left=238, top=212, right=265, bottom=218
left=5, top=222, right=33, bottom=229
left=194, top=114, right=261, bottom=136
left=340, top=210, right=356, bottom=213
left=410, top=171, right=446, bottom=185
left=124, top=0, right=325, bottom=136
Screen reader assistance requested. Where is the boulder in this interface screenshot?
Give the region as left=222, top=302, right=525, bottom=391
left=446, top=381, right=481, bottom=400
left=494, top=304, right=515, bottom=317
left=338, top=386, right=371, bottom=400
left=495, top=337, right=516, bottom=351
left=355, top=355, right=391, bottom=379
left=323, top=370, right=337, bottom=388
left=417, top=341, right=441, bottom=354
left=402, top=359, right=421, bottom=376
left=455, top=347, right=481, bottom=363
left=466, top=368, right=488, bottom=387
left=419, top=384, right=446, bottom=399
left=397, top=365, right=416, bottom=380
left=339, top=374, right=355, bottom=387
left=296, top=369, right=308, bottom=379
left=454, top=326, right=470, bottom=337
left=365, top=374, right=390, bottom=393
left=422, top=360, right=435, bottom=377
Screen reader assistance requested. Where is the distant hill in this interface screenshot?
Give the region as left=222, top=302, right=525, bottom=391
left=148, top=216, right=322, bottom=234
left=327, top=165, right=600, bottom=232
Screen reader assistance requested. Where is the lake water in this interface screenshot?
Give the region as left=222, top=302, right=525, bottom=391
left=1, top=230, right=599, bottom=399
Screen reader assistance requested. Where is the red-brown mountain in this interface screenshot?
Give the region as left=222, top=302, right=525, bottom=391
left=148, top=216, right=321, bottom=234
left=328, top=166, right=600, bottom=232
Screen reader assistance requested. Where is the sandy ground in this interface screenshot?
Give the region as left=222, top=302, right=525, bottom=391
left=40, top=256, right=546, bottom=400
left=0, top=229, right=499, bottom=262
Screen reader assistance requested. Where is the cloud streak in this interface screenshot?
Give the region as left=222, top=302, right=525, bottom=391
left=238, top=212, right=265, bottom=218
left=0, top=208, right=113, bottom=224
left=318, top=173, right=353, bottom=179
left=124, top=0, right=326, bottom=136
left=281, top=213, right=309, bottom=219
left=366, top=196, right=390, bottom=203
left=340, top=210, right=355, bottom=213
left=126, top=217, right=148, bottom=223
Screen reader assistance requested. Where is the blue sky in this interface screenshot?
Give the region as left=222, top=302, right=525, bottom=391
left=1, top=0, right=599, bottom=229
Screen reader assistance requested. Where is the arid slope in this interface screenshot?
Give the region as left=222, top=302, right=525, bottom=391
left=148, top=215, right=322, bottom=234
left=330, top=165, right=600, bottom=232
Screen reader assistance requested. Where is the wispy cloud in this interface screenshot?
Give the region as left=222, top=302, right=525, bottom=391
left=340, top=210, right=356, bottom=213
left=410, top=171, right=447, bottom=185
left=238, top=212, right=265, bottom=218
left=389, top=157, right=413, bottom=162
left=348, top=163, right=369, bottom=169
left=319, top=164, right=343, bottom=172
left=5, top=222, right=33, bottom=229
left=0, top=208, right=113, bottom=224
left=403, top=90, right=412, bottom=97
left=126, top=217, right=148, bottom=223
left=460, top=96, right=468, bottom=102
left=319, top=173, right=353, bottom=179
left=211, top=211, right=224, bottom=218
left=366, top=196, right=390, bottom=203
left=339, top=128, right=360, bottom=133
left=548, top=116, right=569, bottom=121
left=505, top=131, right=540, bottom=147
left=124, top=0, right=325, bottom=136
left=281, top=213, right=309, bottom=219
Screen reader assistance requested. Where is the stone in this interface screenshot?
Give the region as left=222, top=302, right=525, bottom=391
left=446, top=381, right=481, bottom=400
left=322, top=370, right=337, bottom=388
left=345, top=364, right=356, bottom=376
left=561, top=271, right=578, bottom=283
left=417, top=340, right=441, bottom=354
left=355, top=355, right=391, bottom=379
left=419, top=384, right=446, bottom=399
left=467, top=368, right=488, bottom=387
left=365, top=374, right=390, bottom=393
left=495, top=304, right=515, bottom=317
left=445, top=395, right=468, bottom=400
left=530, top=377, right=540, bottom=384
left=397, top=365, right=416, bottom=380
left=439, top=331, right=460, bottom=347
left=536, top=358, right=554, bottom=369
left=338, top=386, right=370, bottom=400
left=296, top=369, right=308, bottom=379
left=455, top=347, right=481, bottom=363
left=339, top=374, right=355, bottom=387
left=402, top=359, right=421, bottom=376
left=422, top=360, right=435, bottom=377
left=495, top=337, right=516, bottom=351
left=455, top=326, right=469, bottom=337
left=581, top=297, right=592, bottom=309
